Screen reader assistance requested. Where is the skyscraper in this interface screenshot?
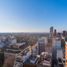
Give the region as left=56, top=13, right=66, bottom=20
left=38, top=37, right=47, bottom=55
left=62, top=31, right=67, bottom=37
left=54, top=29, right=57, bottom=37
left=50, top=26, right=54, bottom=38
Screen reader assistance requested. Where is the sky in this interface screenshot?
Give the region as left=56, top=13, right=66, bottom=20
left=0, top=0, right=67, bottom=32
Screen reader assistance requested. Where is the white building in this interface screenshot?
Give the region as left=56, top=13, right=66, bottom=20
left=9, top=35, right=17, bottom=44
left=37, top=37, right=48, bottom=55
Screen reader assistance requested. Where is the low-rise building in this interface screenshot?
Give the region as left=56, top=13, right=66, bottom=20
left=13, top=45, right=31, bottom=67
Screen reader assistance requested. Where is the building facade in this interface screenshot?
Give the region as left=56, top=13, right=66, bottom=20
left=50, top=26, right=54, bottom=38
left=38, top=37, right=47, bottom=55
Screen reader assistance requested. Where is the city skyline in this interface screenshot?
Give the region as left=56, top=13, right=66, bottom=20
left=0, top=0, right=67, bottom=32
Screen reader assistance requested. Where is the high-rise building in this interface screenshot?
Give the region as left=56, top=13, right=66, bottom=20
left=38, top=37, right=47, bottom=55
left=62, top=30, right=67, bottom=37
left=50, top=26, right=54, bottom=38
left=0, top=52, right=4, bottom=67
left=65, top=38, right=67, bottom=67
left=54, top=29, right=57, bottom=37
